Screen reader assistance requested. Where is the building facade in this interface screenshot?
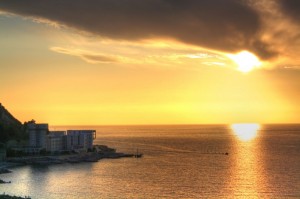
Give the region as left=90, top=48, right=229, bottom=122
left=27, top=121, right=48, bottom=149
left=47, top=131, right=66, bottom=152
left=27, top=121, right=96, bottom=153
left=66, top=130, right=96, bottom=151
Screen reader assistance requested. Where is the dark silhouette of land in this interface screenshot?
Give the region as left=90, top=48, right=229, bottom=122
left=0, top=103, right=26, bottom=143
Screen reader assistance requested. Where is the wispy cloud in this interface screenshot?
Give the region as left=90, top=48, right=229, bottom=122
left=50, top=47, right=119, bottom=64
left=50, top=41, right=232, bottom=70
left=282, top=65, right=300, bottom=70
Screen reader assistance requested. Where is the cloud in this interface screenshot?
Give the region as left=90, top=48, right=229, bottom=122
left=50, top=47, right=119, bottom=64
left=251, top=0, right=300, bottom=68
left=0, top=0, right=276, bottom=60
left=50, top=41, right=233, bottom=70
left=279, top=0, right=300, bottom=22
left=283, top=65, right=300, bottom=70
left=2, top=0, right=300, bottom=69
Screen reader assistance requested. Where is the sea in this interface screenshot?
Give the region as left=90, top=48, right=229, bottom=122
left=1, top=124, right=300, bottom=198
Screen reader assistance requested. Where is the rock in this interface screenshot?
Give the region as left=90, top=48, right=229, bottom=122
left=0, top=168, right=12, bottom=174
left=0, top=179, right=11, bottom=184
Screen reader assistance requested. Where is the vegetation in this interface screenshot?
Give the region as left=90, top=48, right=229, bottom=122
left=0, top=194, right=31, bottom=199
left=0, top=124, right=26, bottom=144
left=6, top=148, right=24, bottom=157
left=0, top=104, right=27, bottom=145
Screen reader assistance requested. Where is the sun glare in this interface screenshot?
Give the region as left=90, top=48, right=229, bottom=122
left=231, top=123, right=260, bottom=141
left=228, top=51, right=262, bottom=73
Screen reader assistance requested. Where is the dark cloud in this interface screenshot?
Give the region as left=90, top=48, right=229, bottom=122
left=0, top=0, right=276, bottom=59
left=279, top=0, right=300, bottom=22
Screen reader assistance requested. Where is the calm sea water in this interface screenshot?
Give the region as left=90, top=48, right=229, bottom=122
left=1, top=124, right=300, bottom=198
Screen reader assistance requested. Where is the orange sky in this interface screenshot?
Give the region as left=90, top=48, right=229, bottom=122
left=0, top=1, right=299, bottom=125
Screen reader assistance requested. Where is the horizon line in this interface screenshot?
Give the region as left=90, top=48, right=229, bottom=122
left=49, top=123, right=300, bottom=127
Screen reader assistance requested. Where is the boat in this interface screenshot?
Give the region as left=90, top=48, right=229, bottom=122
left=134, top=149, right=143, bottom=158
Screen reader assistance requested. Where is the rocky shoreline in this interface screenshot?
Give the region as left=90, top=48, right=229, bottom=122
left=0, top=168, right=12, bottom=175
left=0, top=179, right=11, bottom=184
left=1, top=145, right=141, bottom=169
left=5, top=151, right=135, bottom=166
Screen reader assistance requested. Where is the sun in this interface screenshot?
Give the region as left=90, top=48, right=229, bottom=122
left=231, top=123, right=260, bottom=141
left=228, top=51, right=262, bottom=73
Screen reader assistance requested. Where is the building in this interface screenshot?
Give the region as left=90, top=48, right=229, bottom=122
left=66, top=130, right=96, bottom=151
left=46, top=130, right=96, bottom=153
left=26, top=120, right=96, bottom=153
left=27, top=121, right=48, bottom=149
left=47, top=131, right=66, bottom=152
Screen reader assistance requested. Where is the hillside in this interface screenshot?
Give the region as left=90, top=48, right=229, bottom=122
left=0, top=103, right=24, bottom=143
left=0, top=103, right=22, bottom=127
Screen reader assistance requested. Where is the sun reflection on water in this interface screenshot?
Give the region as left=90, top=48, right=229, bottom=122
left=230, top=123, right=266, bottom=197
left=231, top=123, right=260, bottom=141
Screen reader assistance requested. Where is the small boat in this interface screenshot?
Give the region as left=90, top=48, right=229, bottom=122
left=134, top=149, right=143, bottom=158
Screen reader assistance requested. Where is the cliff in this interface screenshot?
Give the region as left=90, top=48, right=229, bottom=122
left=0, top=103, right=24, bottom=143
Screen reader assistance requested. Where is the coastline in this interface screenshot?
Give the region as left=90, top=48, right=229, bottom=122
left=0, top=194, right=31, bottom=199
left=0, top=145, right=140, bottom=170
left=0, top=145, right=140, bottom=199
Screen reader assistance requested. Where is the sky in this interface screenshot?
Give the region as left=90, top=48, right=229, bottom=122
left=0, top=0, right=299, bottom=125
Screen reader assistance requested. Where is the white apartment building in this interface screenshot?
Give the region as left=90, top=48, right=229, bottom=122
left=66, top=130, right=96, bottom=151
left=47, top=131, right=66, bottom=152
left=27, top=121, right=48, bottom=149
left=27, top=121, right=96, bottom=153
